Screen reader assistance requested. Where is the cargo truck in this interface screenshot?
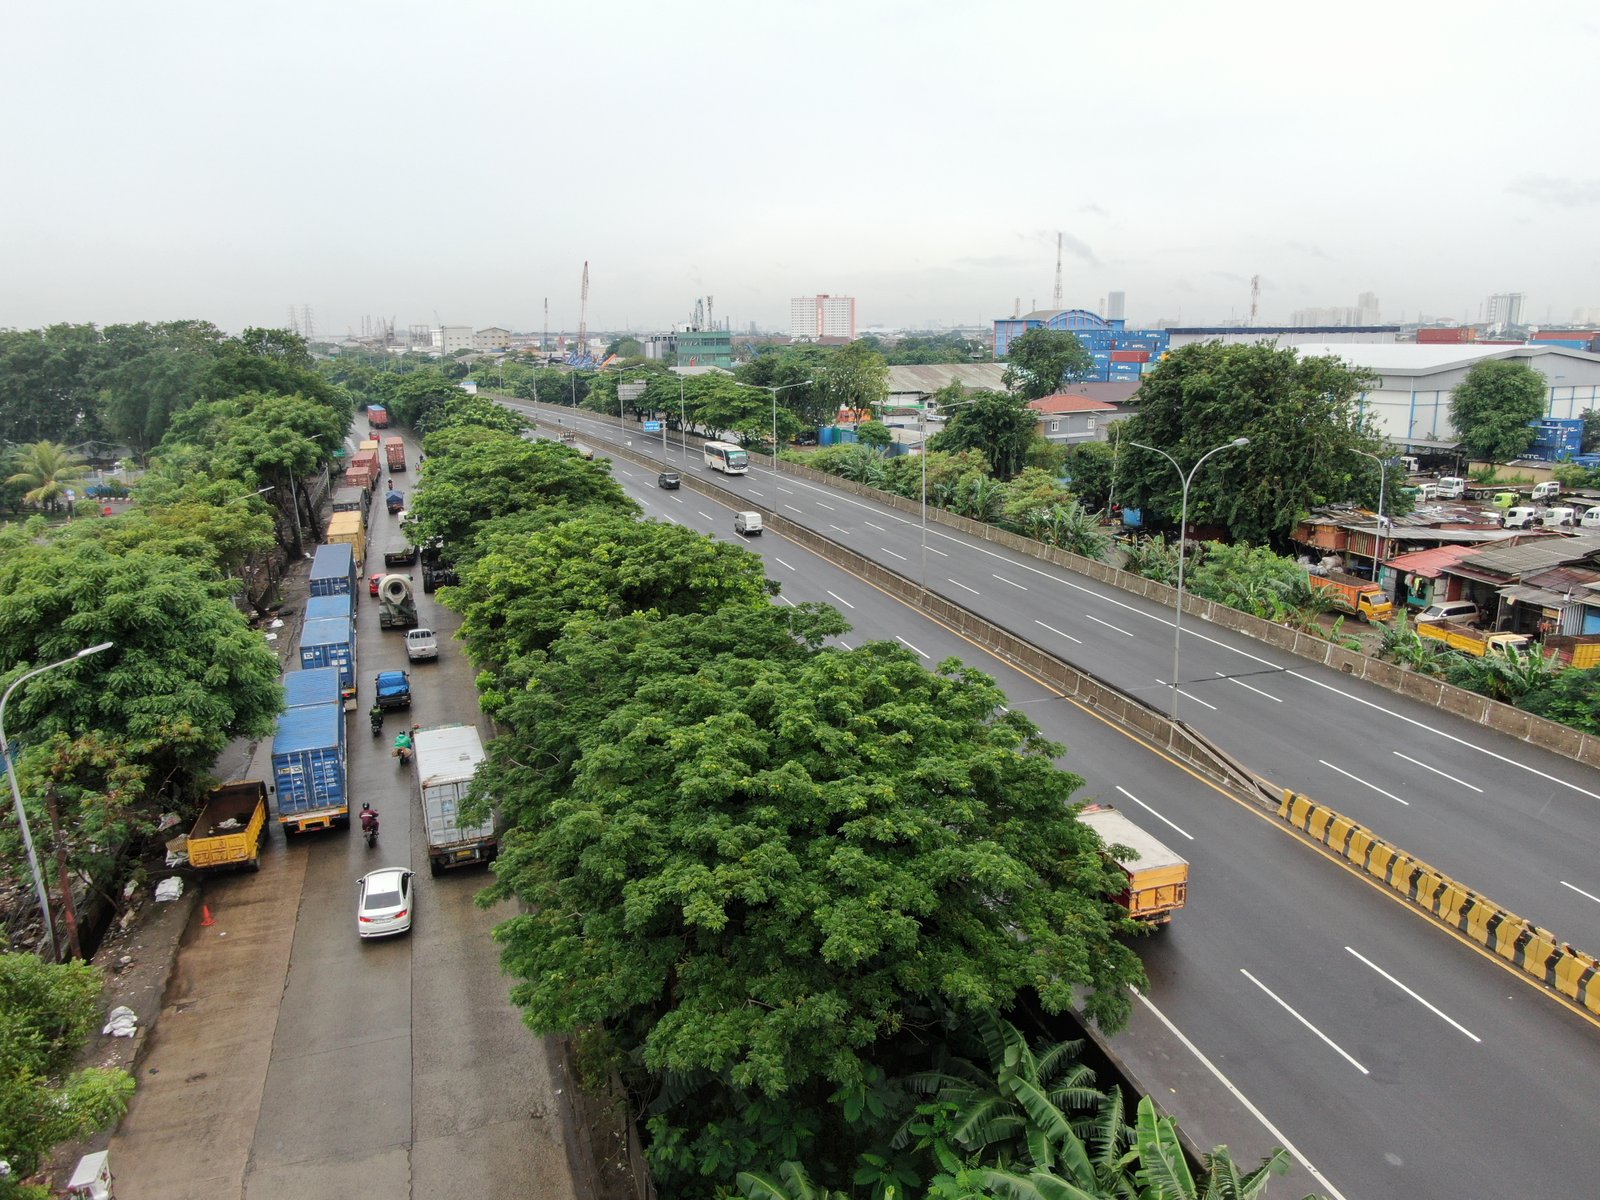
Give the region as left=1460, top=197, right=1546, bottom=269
left=374, top=669, right=412, bottom=710
left=185, top=781, right=269, bottom=870
left=271, top=703, right=348, bottom=833
left=331, top=485, right=369, bottom=516
left=325, top=510, right=367, bottom=567
left=1077, top=803, right=1189, bottom=925
left=1307, top=570, right=1393, bottom=623
left=283, top=664, right=343, bottom=711
left=385, top=489, right=405, bottom=514
left=420, top=541, right=458, bottom=593
left=367, top=404, right=389, bottom=429
left=309, top=542, right=357, bottom=598
left=299, top=616, right=356, bottom=690
left=385, top=436, right=407, bottom=472
left=1417, top=619, right=1529, bottom=657
left=413, top=724, right=498, bottom=875
left=305, top=593, right=353, bottom=626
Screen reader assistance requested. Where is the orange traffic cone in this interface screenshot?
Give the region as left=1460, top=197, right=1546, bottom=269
left=201, top=904, right=215, bottom=927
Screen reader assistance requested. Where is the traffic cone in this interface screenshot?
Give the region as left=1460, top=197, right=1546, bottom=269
left=201, top=904, right=215, bottom=927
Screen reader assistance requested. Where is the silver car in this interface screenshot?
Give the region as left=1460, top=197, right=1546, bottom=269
left=357, top=868, right=414, bottom=938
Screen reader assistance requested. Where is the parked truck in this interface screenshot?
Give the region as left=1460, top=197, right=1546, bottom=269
left=185, top=780, right=270, bottom=870
left=374, top=669, right=412, bottom=710
left=1307, top=570, right=1394, bottom=623
left=325, top=510, right=367, bottom=567
left=367, top=404, right=389, bottom=429
left=413, top=724, right=498, bottom=875
left=385, top=436, right=407, bottom=472
left=331, top=485, right=369, bottom=517
left=1417, top=619, right=1530, bottom=657
left=283, top=664, right=343, bottom=711
left=1546, top=635, right=1600, bottom=668
left=271, top=703, right=348, bottom=833
left=377, top=573, right=418, bottom=629
left=299, top=616, right=356, bottom=690
left=420, top=541, right=459, bottom=593
left=1078, top=803, right=1189, bottom=925
left=385, top=489, right=406, bottom=514
left=308, top=542, right=356, bottom=598
left=383, top=542, right=418, bottom=568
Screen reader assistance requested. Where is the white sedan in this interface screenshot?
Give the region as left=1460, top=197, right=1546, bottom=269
left=357, top=868, right=414, bottom=938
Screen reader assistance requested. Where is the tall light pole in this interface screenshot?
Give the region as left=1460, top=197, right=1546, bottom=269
left=1354, top=449, right=1389, bottom=586
left=1, top=641, right=115, bottom=961
left=1130, top=437, right=1249, bottom=720
left=732, top=380, right=814, bottom=467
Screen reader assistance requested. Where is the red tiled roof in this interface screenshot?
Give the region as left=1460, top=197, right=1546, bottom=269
left=1028, top=393, right=1118, bottom=414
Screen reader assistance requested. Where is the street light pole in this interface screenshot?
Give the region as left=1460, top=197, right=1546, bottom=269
left=1354, top=450, right=1388, bottom=585
left=1130, top=438, right=1248, bottom=720
left=731, top=380, right=813, bottom=468
left=1, top=641, right=115, bottom=961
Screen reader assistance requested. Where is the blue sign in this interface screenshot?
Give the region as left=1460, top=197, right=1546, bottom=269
left=643, top=421, right=662, bottom=432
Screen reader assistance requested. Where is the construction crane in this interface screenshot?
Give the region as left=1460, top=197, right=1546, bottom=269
left=1249, top=275, right=1260, bottom=326
left=1053, top=233, right=1063, bottom=309
left=576, top=262, right=590, bottom=356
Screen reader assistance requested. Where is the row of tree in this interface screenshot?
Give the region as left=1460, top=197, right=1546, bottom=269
left=399, top=408, right=1305, bottom=1197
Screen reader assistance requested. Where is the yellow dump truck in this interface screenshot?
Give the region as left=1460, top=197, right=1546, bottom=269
left=186, top=781, right=269, bottom=871
left=1417, top=619, right=1529, bottom=657
left=1308, top=570, right=1393, bottom=623
left=1078, top=803, right=1189, bottom=925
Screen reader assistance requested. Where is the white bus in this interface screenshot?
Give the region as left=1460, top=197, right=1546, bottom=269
left=703, top=441, right=749, bottom=475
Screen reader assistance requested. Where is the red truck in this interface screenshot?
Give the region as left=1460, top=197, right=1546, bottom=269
left=384, top=436, right=407, bottom=473
left=367, top=404, right=389, bottom=429
left=344, top=452, right=380, bottom=492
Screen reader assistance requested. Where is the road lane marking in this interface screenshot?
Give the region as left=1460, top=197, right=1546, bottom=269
left=747, top=489, right=763, bottom=497
left=839, top=639, right=852, bottom=650
left=774, top=558, right=795, bottom=571
left=1319, top=759, right=1409, bottom=805
left=947, top=578, right=981, bottom=594
left=1393, top=752, right=1482, bottom=793
left=828, top=525, right=850, bottom=535
left=1115, top=786, right=1194, bottom=840
left=775, top=595, right=796, bottom=607
left=1133, top=991, right=1350, bottom=1200
left=992, top=574, right=1027, bottom=590
left=1344, top=947, right=1481, bottom=1042
left=881, top=547, right=907, bottom=560
left=1216, top=672, right=1282, bottom=702
left=925, top=545, right=948, bottom=557
left=697, top=512, right=715, bottom=521
left=1241, top=969, right=1369, bottom=1075
left=896, top=636, right=929, bottom=659
left=816, top=501, right=836, bottom=511
left=1034, top=620, right=1082, bottom=645
left=865, top=521, right=887, bottom=531
left=1155, top=679, right=1217, bottom=711
left=1084, top=614, right=1133, bottom=637
left=777, top=486, right=794, bottom=494
left=668, top=495, right=683, bottom=503
left=784, top=505, right=806, bottom=515
left=825, top=590, right=856, bottom=609
left=1561, top=880, right=1600, bottom=905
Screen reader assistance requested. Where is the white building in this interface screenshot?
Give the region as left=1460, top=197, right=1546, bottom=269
left=790, top=294, right=857, bottom=340
left=433, top=325, right=473, bottom=355
left=1487, top=292, right=1525, bottom=329
left=473, top=327, right=512, bottom=351
left=1290, top=343, right=1600, bottom=444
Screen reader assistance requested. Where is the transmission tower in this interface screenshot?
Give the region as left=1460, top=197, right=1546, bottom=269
left=1249, top=275, right=1260, bottom=326
left=543, top=297, right=548, bottom=351
left=1053, top=233, right=1063, bottom=309
left=576, top=262, right=590, bottom=354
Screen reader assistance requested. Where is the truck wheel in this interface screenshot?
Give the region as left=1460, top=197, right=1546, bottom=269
left=429, top=858, right=442, bottom=877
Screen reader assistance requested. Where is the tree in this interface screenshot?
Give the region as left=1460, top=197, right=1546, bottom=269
left=483, top=638, right=1146, bottom=1099
left=0, top=953, right=136, bottom=1185
left=5, top=441, right=89, bottom=512
left=1002, top=329, right=1094, bottom=402
left=1581, top=408, right=1600, bottom=454
left=817, top=341, right=888, bottom=421
left=1519, top=665, right=1600, bottom=734
left=855, top=420, right=893, bottom=451
left=1118, top=341, right=1381, bottom=548
left=607, top=336, right=644, bottom=359
left=928, top=390, right=1037, bottom=480
left=1449, top=359, right=1548, bottom=462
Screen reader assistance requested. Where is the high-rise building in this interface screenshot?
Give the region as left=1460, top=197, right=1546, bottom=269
left=1105, top=291, right=1126, bottom=321
left=1356, top=292, right=1381, bottom=324
left=1486, top=292, right=1525, bottom=328
left=790, top=294, right=857, bottom=340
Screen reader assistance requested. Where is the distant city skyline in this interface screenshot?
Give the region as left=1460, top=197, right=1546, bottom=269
left=3, top=3, right=1598, bottom=339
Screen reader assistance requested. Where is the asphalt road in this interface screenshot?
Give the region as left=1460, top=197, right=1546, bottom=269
left=518, top=406, right=1600, bottom=1200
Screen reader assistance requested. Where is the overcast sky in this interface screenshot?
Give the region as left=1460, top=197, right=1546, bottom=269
left=4, top=1, right=1597, bottom=339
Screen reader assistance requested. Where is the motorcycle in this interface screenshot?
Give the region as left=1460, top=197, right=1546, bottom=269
left=361, top=812, right=380, bottom=847
left=370, top=708, right=384, bottom=737
left=394, top=741, right=413, bottom=767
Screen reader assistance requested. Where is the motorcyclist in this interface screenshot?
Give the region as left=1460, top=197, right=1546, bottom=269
left=393, top=729, right=413, bottom=763
left=369, top=704, right=384, bottom=732
left=359, top=803, right=380, bottom=834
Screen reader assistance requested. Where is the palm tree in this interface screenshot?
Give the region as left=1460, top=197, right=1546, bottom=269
left=959, top=476, right=1006, bottom=524
left=1127, top=1096, right=1306, bottom=1200
left=1122, top=537, right=1177, bottom=585
left=5, top=440, right=89, bottom=512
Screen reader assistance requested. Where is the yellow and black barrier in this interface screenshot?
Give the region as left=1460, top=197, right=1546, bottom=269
left=1279, top=789, right=1600, bottom=1017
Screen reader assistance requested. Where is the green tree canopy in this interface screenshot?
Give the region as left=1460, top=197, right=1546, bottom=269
left=1449, top=359, right=1547, bottom=461
left=1118, top=341, right=1381, bottom=547
left=5, top=441, right=89, bottom=511
left=1002, top=328, right=1095, bottom=401
left=816, top=341, right=888, bottom=421
left=927, top=389, right=1037, bottom=479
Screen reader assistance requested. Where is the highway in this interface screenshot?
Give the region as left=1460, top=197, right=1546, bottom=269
left=516, top=404, right=1600, bottom=1200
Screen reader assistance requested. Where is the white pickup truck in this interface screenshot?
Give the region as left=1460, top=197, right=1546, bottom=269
left=405, top=627, right=439, bottom=662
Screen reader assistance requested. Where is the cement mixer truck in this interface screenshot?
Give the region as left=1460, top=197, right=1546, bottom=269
left=377, top=573, right=418, bottom=630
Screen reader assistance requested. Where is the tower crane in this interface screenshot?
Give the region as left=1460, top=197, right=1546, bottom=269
left=576, top=262, right=589, bottom=354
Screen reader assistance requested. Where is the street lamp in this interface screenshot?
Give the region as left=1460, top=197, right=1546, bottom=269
left=1353, top=450, right=1389, bottom=586
left=1130, top=437, right=1249, bottom=720
left=1, top=641, right=115, bottom=961
left=732, top=380, right=814, bottom=467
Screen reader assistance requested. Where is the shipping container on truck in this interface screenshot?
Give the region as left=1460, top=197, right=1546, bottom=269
left=325, top=510, right=367, bottom=567
left=367, top=404, right=389, bottom=429
left=384, top=436, right=407, bottom=472
left=308, top=542, right=356, bottom=597
left=331, top=485, right=369, bottom=516
left=185, top=781, right=270, bottom=870
left=412, top=724, right=498, bottom=875
left=304, top=594, right=353, bottom=629
left=1078, top=804, right=1189, bottom=925
left=271, top=703, right=348, bottom=833
left=283, top=664, right=343, bottom=711
left=299, top=616, right=356, bottom=690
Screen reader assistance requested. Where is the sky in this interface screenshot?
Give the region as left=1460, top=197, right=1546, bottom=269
left=4, top=1, right=1598, bottom=339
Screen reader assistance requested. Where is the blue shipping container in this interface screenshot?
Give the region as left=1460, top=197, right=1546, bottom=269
left=305, top=594, right=353, bottom=624
left=299, top=616, right=356, bottom=688
left=309, top=543, right=356, bottom=597
left=271, top=703, right=347, bottom=821
left=283, top=666, right=342, bottom=711
left=818, top=425, right=837, bottom=446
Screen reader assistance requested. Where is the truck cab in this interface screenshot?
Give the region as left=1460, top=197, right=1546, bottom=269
left=1531, top=481, right=1561, bottom=502
left=1435, top=476, right=1468, bottom=499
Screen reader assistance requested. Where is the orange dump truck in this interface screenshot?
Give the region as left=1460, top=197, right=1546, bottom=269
left=1308, top=570, right=1393, bottom=623
left=1078, top=803, right=1189, bottom=925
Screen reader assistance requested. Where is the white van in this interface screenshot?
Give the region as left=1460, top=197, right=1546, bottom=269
left=1582, top=506, right=1600, bottom=529
left=1420, top=600, right=1481, bottom=624
left=1503, top=506, right=1538, bottom=529
left=1541, top=507, right=1576, bottom=528
left=733, top=511, right=764, bottom=537
left=1531, top=481, right=1561, bottom=502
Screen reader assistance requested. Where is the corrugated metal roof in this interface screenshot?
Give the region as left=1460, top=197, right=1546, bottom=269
left=1458, top=534, right=1600, bottom=577
left=1383, top=545, right=1481, bottom=576
left=1524, top=565, right=1600, bottom=591
left=1292, top=342, right=1600, bottom=375
left=886, top=364, right=1010, bottom=394
left=1500, top=583, right=1574, bottom=607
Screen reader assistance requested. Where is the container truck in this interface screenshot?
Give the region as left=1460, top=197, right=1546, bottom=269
left=299, top=616, right=356, bottom=689
left=359, top=438, right=380, bottom=453
left=331, top=485, right=368, bottom=516
left=283, top=665, right=342, bottom=711
left=271, top=703, right=348, bottom=833
left=367, top=404, right=389, bottom=429
left=1077, top=803, right=1189, bottom=925
left=308, top=542, right=356, bottom=598
left=185, top=781, right=269, bottom=870
left=305, top=593, right=353, bottom=626
left=325, top=510, right=367, bottom=566
left=384, top=436, right=407, bottom=472
left=1417, top=619, right=1530, bottom=657
left=413, top=724, right=498, bottom=875
left=1307, top=570, right=1394, bottom=623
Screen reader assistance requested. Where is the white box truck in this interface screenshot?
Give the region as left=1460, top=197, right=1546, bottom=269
left=412, top=724, right=497, bottom=875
